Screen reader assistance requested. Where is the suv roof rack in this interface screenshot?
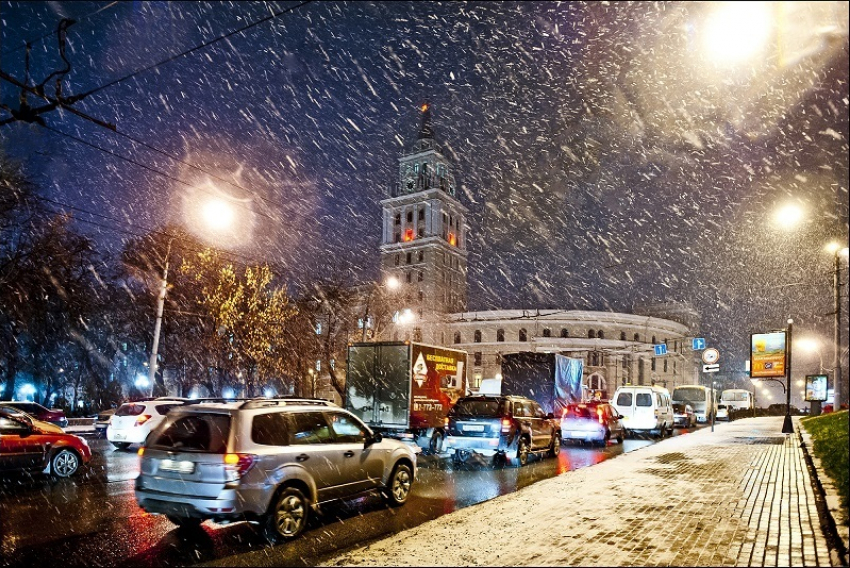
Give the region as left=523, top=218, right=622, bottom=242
left=177, top=397, right=338, bottom=409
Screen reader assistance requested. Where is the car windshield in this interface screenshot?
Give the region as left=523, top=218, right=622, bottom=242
left=451, top=399, right=502, bottom=417
left=115, top=403, right=146, bottom=417
left=565, top=404, right=597, bottom=419
left=147, top=413, right=231, bottom=453
left=674, top=388, right=706, bottom=403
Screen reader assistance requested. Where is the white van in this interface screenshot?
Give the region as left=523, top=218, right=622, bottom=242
left=612, top=385, right=674, bottom=438
left=672, top=385, right=716, bottom=423
left=720, top=389, right=753, bottom=412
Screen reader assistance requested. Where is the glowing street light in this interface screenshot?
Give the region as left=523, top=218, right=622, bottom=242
left=702, top=1, right=773, bottom=65
left=774, top=203, right=805, bottom=230
left=201, top=197, right=236, bottom=231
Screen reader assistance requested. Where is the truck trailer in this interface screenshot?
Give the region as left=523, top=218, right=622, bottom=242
left=345, top=341, right=468, bottom=452
left=500, top=352, right=585, bottom=415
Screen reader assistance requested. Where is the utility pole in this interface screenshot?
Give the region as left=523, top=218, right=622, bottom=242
left=833, top=250, right=843, bottom=410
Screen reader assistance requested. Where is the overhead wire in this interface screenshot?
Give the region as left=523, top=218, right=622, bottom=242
left=0, top=1, right=121, bottom=56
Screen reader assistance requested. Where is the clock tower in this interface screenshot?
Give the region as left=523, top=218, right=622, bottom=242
left=379, top=104, right=468, bottom=341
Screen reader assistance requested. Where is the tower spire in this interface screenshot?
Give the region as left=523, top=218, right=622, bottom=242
left=417, top=102, right=434, bottom=140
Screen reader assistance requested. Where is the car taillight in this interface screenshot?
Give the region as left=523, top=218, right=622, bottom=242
left=135, top=414, right=152, bottom=426
left=597, top=408, right=604, bottom=425
left=561, top=408, right=569, bottom=419
left=444, top=417, right=449, bottom=428
left=501, top=418, right=511, bottom=433
left=224, top=453, right=256, bottom=480
left=137, top=447, right=145, bottom=457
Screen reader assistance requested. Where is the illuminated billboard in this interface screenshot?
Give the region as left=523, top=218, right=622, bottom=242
left=750, top=331, right=786, bottom=378
left=805, top=374, right=828, bottom=402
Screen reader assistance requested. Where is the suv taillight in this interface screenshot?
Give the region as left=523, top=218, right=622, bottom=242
left=597, top=407, right=604, bottom=424
left=135, top=414, right=152, bottom=426
left=444, top=417, right=449, bottom=428
left=501, top=418, right=512, bottom=433
left=224, top=453, right=256, bottom=481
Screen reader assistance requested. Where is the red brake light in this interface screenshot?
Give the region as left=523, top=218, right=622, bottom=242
left=135, top=414, right=152, bottom=426
left=224, top=453, right=256, bottom=479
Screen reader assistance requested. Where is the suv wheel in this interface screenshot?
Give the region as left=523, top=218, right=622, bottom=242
left=383, top=463, right=412, bottom=506
left=548, top=434, right=560, bottom=457
left=112, top=442, right=131, bottom=451
left=264, top=487, right=309, bottom=542
left=51, top=448, right=80, bottom=478
left=512, top=437, right=530, bottom=467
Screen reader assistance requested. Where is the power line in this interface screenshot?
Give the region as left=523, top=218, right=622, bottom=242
left=1, top=1, right=120, bottom=56
left=40, top=124, right=281, bottom=224
left=71, top=1, right=315, bottom=100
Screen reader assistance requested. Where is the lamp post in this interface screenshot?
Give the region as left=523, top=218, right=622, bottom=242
left=826, top=243, right=848, bottom=410
left=147, top=236, right=174, bottom=398
left=782, top=318, right=794, bottom=434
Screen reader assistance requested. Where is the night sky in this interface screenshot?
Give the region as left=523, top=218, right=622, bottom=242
left=2, top=1, right=848, bottom=380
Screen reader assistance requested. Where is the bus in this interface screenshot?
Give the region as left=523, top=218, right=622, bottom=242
left=671, top=385, right=716, bottom=423
left=720, top=389, right=754, bottom=411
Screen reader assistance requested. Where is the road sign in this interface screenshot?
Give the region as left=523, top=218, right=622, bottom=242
left=692, top=337, right=706, bottom=350
left=702, top=348, right=720, bottom=365
left=654, top=344, right=668, bottom=356
left=703, top=364, right=720, bottom=373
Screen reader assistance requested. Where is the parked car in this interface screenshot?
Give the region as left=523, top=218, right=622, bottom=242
left=611, top=385, right=674, bottom=438
left=107, top=398, right=188, bottom=449
left=672, top=403, right=697, bottom=428
left=560, top=401, right=624, bottom=446
left=135, top=397, right=416, bottom=542
left=442, top=394, right=561, bottom=467
left=94, top=408, right=117, bottom=436
left=0, top=405, right=92, bottom=477
left=2, top=401, right=68, bottom=429
left=715, top=404, right=730, bottom=421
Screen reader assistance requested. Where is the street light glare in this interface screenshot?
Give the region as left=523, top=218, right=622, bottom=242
left=774, top=204, right=804, bottom=229
left=202, top=198, right=235, bottom=231
left=702, top=2, right=772, bottom=65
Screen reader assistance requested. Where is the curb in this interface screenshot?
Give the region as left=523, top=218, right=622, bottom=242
left=798, top=424, right=850, bottom=567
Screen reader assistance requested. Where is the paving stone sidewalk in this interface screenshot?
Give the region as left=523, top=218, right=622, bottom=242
left=324, top=417, right=846, bottom=567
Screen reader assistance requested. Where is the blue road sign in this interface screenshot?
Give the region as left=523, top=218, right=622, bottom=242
left=693, top=337, right=706, bottom=350
left=654, top=344, right=668, bottom=356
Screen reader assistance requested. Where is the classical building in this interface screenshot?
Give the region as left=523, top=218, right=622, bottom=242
left=354, top=104, right=700, bottom=400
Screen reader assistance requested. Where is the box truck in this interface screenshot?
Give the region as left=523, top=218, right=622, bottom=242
left=500, top=352, right=585, bottom=415
left=345, top=341, right=468, bottom=452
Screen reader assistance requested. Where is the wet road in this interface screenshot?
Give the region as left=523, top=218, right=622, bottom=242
left=0, top=429, right=700, bottom=567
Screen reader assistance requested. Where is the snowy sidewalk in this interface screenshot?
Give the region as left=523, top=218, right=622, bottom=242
left=324, top=417, right=844, bottom=567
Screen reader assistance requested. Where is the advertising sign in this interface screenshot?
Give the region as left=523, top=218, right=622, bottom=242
left=805, top=374, right=828, bottom=402
left=750, top=331, right=786, bottom=378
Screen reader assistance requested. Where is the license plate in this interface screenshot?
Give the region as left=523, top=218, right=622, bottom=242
left=112, top=433, right=125, bottom=440
left=159, top=459, right=195, bottom=474
left=462, top=424, right=484, bottom=432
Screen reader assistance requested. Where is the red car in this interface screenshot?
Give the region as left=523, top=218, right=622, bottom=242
left=0, top=405, right=91, bottom=477
left=3, top=400, right=69, bottom=429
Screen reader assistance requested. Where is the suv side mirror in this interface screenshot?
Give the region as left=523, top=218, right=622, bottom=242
left=546, top=412, right=555, bottom=420
left=365, top=431, right=383, bottom=448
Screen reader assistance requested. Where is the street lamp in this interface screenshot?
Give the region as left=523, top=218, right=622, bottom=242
left=783, top=318, right=794, bottom=434
left=825, top=242, right=849, bottom=410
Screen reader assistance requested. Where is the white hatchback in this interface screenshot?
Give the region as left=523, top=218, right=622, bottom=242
left=107, top=399, right=188, bottom=450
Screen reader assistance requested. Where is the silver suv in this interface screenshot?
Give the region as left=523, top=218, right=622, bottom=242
left=134, top=398, right=416, bottom=542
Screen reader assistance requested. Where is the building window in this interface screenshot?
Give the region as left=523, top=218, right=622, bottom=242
left=418, top=226, right=425, bottom=237
left=454, top=332, right=462, bottom=344
left=664, top=358, right=668, bottom=373
left=651, top=358, right=656, bottom=371
left=407, top=211, right=413, bottom=223
left=394, top=214, right=401, bottom=225
left=315, top=322, right=322, bottom=335
left=474, top=352, right=482, bottom=366
left=418, top=251, right=424, bottom=262
left=315, top=360, right=321, bottom=372
left=542, top=328, right=551, bottom=338
left=597, top=330, right=604, bottom=339
left=634, top=333, right=640, bottom=342
left=404, top=228, right=414, bottom=242
left=395, top=254, right=400, bottom=266
left=474, top=330, right=482, bottom=343
left=588, top=329, right=595, bottom=339
left=406, top=272, right=412, bottom=283
left=519, top=328, right=528, bottom=342
left=418, top=208, right=425, bottom=220
left=406, top=252, right=412, bottom=264
left=620, top=331, right=626, bottom=341
left=651, top=336, right=657, bottom=344
left=394, top=232, right=400, bottom=243
left=417, top=271, right=423, bottom=282
left=497, top=329, right=505, bottom=342
left=561, top=328, right=569, bottom=338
